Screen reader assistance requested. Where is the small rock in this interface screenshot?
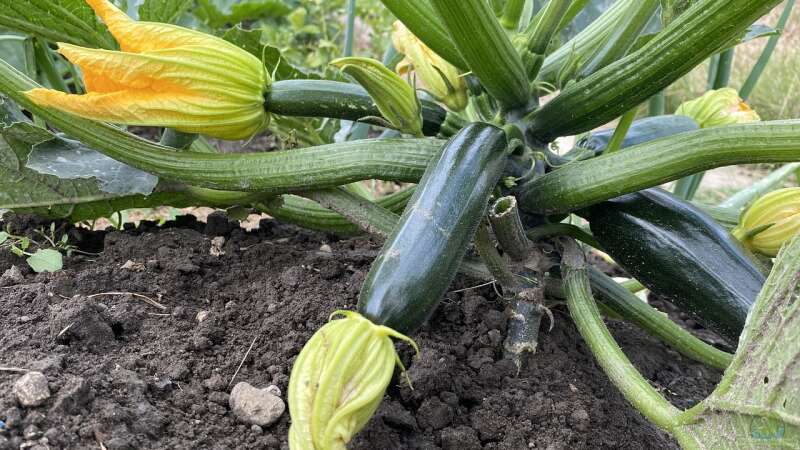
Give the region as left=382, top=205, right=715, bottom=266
left=17, top=316, right=34, bottom=324
left=210, top=237, right=226, bottom=257
left=167, top=363, right=190, bottom=381
left=229, top=382, right=285, bottom=427
left=13, top=372, right=50, bottom=407
left=250, top=424, right=263, bottom=434
left=192, top=336, right=212, bottom=351
left=22, top=425, right=41, bottom=440
left=265, top=385, right=281, bottom=397
left=120, top=260, right=145, bottom=272
left=318, top=244, right=332, bottom=253
left=203, top=374, right=226, bottom=391
left=0, top=266, right=24, bottom=287
left=195, top=311, right=210, bottom=323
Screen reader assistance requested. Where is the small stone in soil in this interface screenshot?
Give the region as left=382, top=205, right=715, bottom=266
left=13, top=372, right=50, bottom=407
left=0, top=266, right=24, bottom=287
left=229, top=382, right=285, bottom=427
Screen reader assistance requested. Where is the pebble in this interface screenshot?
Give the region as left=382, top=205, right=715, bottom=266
left=13, top=372, right=51, bottom=407
left=195, top=310, right=210, bottom=323
left=0, top=266, right=24, bottom=287
left=229, top=382, right=285, bottom=427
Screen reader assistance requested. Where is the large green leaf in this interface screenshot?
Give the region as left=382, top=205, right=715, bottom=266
left=674, top=236, right=800, bottom=448
left=0, top=0, right=115, bottom=49
left=138, top=0, right=193, bottom=24
left=0, top=122, right=193, bottom=222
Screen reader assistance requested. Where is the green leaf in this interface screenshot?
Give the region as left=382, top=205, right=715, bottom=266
left=0, top=0, right=115, bottom=49
left=0, top=231, right=9, bottom=245
left=138, top=0, right=193, bottom=24
left=0, top=122, right=194, bottom=222
left=195, top=0, right=291, bottom=28
left=221, top=26, right=318, bottom=81
left=674, top=236, right=800, bottom=448
left=26, top=248, right=62, bottom=273
left=740, top=24, right=779, bottom=43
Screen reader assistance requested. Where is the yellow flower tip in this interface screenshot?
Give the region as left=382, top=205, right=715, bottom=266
left=675, top=88, right=760, bottom=128
left=734, top=187, right=800, bottom=257
left=23, top=0, right=270, bottom=141
left=288, top=311, right=417, bottom=449
left=391, top=21, right=467, bottom=112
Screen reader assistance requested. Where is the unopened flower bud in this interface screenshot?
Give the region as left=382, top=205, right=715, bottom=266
left=675, top=88, right=760, bottom=129
left=733, top=187, right=800, bottom=257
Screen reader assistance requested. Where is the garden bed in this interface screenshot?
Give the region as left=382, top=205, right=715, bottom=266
left=0, top=214, right=722, bottom=450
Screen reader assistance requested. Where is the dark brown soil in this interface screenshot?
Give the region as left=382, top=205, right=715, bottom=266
left=0, top=214, right=722, bottom=450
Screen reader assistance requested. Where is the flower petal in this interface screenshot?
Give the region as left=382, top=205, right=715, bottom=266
left=25, top=88, right=267, bottom=140
left=85, top=0, right=230, bottom=53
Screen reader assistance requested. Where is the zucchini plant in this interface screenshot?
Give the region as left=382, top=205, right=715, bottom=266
left=0, top=0, right=799, bottom=448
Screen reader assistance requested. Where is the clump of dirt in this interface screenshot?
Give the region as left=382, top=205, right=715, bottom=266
left=0, top=214, right=721, bottom=449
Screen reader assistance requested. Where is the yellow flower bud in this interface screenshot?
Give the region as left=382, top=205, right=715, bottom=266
left=24, top=0, right=269, bottom=140
left=392, top=21, right=468, bottom=112
left=675, top=88, right=760, bottom=129
left=288, top=311, right=417, bottom=450
left=733, top=187, right=800, bottom=257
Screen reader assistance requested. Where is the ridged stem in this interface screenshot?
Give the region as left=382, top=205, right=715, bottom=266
left=588, top=267, right=733, bottom=370
left=528, top=0, right=782, bottom=142
left=489, top=196, right=532, bottom=262
left=305, top=187, right=399, bottom=238
left=560, top=238, right=681, bottom=432
left=517, top=121, right=800, bottom=215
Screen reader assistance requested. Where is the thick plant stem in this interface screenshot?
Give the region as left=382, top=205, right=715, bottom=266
left=517, top=121, right=800, bottom=215
left=649, top=92, right=666, bottom=117
left=159, top=129, right=197, bottom=150
left=604, top=108, right=637, bottom=155
left=560, top=238, right=681, bottom=432
left=475, top=223, right=519, bottom=289
left=526, top=224, right=603, bottom=250
left=522, top=0, right=572, bottom=55
left=588, top=267, right=733, bottom=370
left=500, top=0, right=526, bottom=30
left=306, top=187, right=399, bottom=238
left=527, top=0, right=782, bottom=142
left=489, top=197, right=532, bottom=262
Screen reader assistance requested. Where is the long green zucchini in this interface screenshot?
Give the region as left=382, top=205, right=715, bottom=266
left=583, top=188, right=766, bottom=344
left=0, top=59, right=443, bottom=193
left=266, top=80, right=447, bottom=136
left=517, top=121, right=800, bottom=215
left=527, top=0, right=782, bottom=142
left=358, top=123, right=508, bottom=333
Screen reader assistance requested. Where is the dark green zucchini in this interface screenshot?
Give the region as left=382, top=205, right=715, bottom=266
left=265, top=80, right=447, bottom=136
left=357, top=122, right=508, bottom=333
left=566, top=115, right=699, bottom=159
left=583, top=188, right=766, bottom=344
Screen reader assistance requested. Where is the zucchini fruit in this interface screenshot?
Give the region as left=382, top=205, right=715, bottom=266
left=583, top=188, right=766, bottom=344
left=567, top=115, right=699, bottom=159
left=357, top=122, right=508, bottom=333
left=266, top=79, right=447, bottom=136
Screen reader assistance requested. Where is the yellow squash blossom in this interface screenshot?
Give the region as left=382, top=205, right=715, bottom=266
left=392, top=21, right=467, bottom=112
left=288, top=311, right=417, bottom=450
left=675, top=88, right=760, bottom=129
left=25, top=0, right=269, bottom=140
left=733, top=187, right=800, bottom=257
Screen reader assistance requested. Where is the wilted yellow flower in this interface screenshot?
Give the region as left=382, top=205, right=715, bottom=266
left=675, top=88, right=760, bottom=129
left=392, top=21, right=467, bottom=112
left=733, top=187, right=800, bottom=257
left=24, top=0, right=269, bottom=140
left=288, top=311, right=417, bottom=450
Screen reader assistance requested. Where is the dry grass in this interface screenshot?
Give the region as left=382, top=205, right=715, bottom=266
left=667, top=1, right=800, bottom=120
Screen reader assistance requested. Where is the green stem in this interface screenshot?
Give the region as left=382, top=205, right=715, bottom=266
left=528, top=0, right=782, bottom=142
left=560, top=239, right=681, bottom=431
left=344, top=0, right=357, bottom=57
left=712, top=48, right=735, bottom=89
left=305, top=187, right=399, bottom=237
left=500, top=0, right=526, bottom=30
left=648, top=91, right=666, bottom=117
left=489, top=196, right=532, bottom=262
left=740, top=0, right=795, bottom=100
left=475, top=223, right=519, bottom=289
left=525, top=223, right=603, bottom=250
left=719, top=162, right=800, bottom=211
left=517, top=121, right=800, bottom=215
left=604, top=108, right=638, bottom=154
left=588, top=267, right=733, bottom=370
left=159, top=128, right=197, bottom=150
